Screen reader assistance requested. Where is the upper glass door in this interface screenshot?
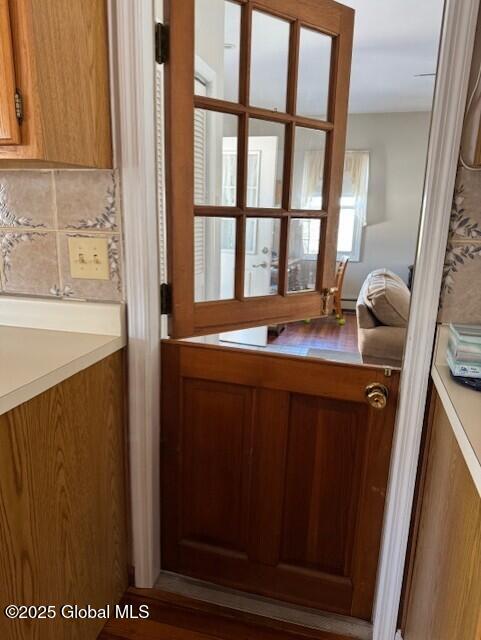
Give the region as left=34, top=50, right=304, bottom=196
left=165, top=0, right=354, bottom=338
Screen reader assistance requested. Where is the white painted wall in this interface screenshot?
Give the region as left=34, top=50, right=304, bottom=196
left=342, top=111, right=431, bottom=304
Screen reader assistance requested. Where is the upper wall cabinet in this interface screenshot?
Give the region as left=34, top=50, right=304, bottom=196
left=0, top=0, right=112, bottom=168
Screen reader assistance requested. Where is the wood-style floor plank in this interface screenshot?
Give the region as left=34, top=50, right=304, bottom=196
left=98, top=589, right=358, bottom=640
left=268, top=314, right=358, bottom=353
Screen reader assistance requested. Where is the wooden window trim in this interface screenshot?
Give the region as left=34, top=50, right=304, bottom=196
left=165, top=0, right=353, bottom=338
left=194, top=95, right=335, bottom=131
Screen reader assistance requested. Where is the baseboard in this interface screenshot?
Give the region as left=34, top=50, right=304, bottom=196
left=341, top=299, right=357, bottom=311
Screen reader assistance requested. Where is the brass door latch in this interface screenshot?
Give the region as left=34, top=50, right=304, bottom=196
left=365, top=383, right=389, bottom=410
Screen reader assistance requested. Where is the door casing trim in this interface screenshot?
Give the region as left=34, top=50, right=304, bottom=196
left=111, top=0, right=480, bottom=637
left=110, top=0, right=161, bottom=587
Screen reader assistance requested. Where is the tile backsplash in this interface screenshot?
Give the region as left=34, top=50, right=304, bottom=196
left=0, top=170, right=123, bottom=302
left=439, top=166, right=481, bottom=324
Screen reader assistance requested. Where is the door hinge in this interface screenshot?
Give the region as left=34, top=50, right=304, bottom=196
left=160, top=283, right=172, bottom=315
left=14, top=90, right=23, bottom=123
left=155, top=23, right=169, bottom=64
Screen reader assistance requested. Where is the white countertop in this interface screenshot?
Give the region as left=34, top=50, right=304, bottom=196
left=432, top=324, right=481, bottom=496
left=0, top=297, right=126, bottom=416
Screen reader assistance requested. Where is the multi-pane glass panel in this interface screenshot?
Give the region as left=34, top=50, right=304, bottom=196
left=291, top=127, right=327, bottom=210
left=250, top=10, right=290, bottom=112
left=247, top=119, right=285, bottom=208
left=194, top=0, right=241, bottom=103
left=244, top=218, right=281, bottom=297
left=194, top=109, right=239, bottom=206
left=191, top=2, right=342, bottom=308
left=297, top=27, right=332, bottom=120
left=287, top=218, right=321, bottom=292
left=194, top=217, right=236, bottom=302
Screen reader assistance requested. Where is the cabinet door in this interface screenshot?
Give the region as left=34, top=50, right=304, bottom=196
left=0, top=0, right=20, bottom=145
left=403, top=393, right=481, bottom=639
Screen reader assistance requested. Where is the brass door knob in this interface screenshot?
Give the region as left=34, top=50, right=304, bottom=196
left=365, top=383, right=389, bottom=410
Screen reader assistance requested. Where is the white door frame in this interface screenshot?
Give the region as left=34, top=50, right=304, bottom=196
left=110, top=0, right=161, bottom=588
left=373, top=0, right=479, bottom=636
left=111, top=0, right=480, bottom=636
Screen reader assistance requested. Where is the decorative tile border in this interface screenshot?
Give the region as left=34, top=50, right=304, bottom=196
left=448, top=182, right=481, bottom=240
left=49, top=284, right=75, bottom=298
left=107, top=235, right=122, bottom=291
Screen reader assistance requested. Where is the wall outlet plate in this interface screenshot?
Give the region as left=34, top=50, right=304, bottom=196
left=68, top=237, right=110, bottom=280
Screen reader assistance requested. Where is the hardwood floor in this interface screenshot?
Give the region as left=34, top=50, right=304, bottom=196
left=99, top=589, right=359, bottom=640
left=268, top=313, right=358, bottom=354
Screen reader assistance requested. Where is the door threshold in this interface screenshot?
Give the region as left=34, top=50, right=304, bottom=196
left=155, top=571, right=373, bottom=640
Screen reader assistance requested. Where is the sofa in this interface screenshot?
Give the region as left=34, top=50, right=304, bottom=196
left=356, top=269, right=410, bottom=367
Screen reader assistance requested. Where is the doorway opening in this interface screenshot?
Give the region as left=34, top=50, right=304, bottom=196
left=159, top=0, right=444, bottom=628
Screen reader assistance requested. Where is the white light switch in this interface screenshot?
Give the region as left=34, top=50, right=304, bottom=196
left=68, top=237, right=110, bottom=280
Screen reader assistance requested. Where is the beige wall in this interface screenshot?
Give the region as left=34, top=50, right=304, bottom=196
left=342, top=111, right=431, bottom=304
left=0, top=170, right=124, bottom=302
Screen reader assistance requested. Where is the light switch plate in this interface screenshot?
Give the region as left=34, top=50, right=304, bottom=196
left=68, top=237, right=110, bottom=280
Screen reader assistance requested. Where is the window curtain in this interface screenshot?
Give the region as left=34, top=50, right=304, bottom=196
left=301, top=150, right=324, bottom=209
left=460, top=21, right=481, bottom=167
left=301, top=149, right=369, bottom=223
left=343, top=151, right=369, bottom=226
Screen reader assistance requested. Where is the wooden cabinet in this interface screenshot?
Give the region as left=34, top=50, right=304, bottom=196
left=0, top=352, right=128, bottom=640
left=403, top=390, right=481, bottom=639
left=0, top=0, right=112, bottom=168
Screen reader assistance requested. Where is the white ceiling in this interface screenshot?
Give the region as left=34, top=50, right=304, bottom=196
left=342, top=0, right=445, bottom=113
left=220, top=0, right=445, bottom=115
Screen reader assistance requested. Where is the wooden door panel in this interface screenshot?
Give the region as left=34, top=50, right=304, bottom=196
left=181, top=379, right=253, bottom=551
left=0, top=0, right=20, bottom=145
left=176, top=541, right=354, bottom=615
left=177, top=342, right=389, bottom=402
left=162, top=341, right=399, bottom=619
left=248, top=388, right=290, bottom=566
left=280, top=395, right=367, bottom=577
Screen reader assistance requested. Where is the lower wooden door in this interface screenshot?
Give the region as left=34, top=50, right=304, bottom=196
left=161, top=341, right=399, bottom=621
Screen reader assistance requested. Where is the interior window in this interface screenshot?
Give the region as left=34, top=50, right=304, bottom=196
left=292, top=150, right=369, bottom=263
left=337, top=151, right=369, bottom=262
